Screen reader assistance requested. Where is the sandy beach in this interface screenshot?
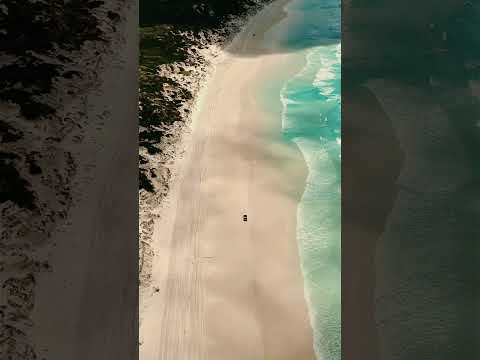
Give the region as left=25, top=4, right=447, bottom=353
left=140, top=0, right=316, bottom=359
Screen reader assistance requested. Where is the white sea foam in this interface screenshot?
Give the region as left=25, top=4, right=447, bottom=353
left=279, top=81, right=290, bottom=131
left=280, top=42, right=341, bottom=360
left=275, top=1, right=340, bottom=356
left=312, top=44, right=340, bottom=102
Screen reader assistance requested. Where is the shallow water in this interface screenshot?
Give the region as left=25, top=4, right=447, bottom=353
left=262, top=0, right=341, bottom=358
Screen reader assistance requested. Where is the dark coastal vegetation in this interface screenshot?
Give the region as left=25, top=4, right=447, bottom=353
left=0, top=0, right=118, bottom=211
left=0, top=0, right=108, bottom=120
left=1, top=2, right=123, bottom=359
left=138, top=0, right=271, bottom=191
left=140, top=0, right=266, bottom=27
left=139, top=25, right=189, bottom=191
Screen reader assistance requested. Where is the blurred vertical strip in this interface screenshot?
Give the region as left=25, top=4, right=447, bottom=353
left=0, top=0, right=139, bottom=358
left=342, top=0, right=480, bottom=359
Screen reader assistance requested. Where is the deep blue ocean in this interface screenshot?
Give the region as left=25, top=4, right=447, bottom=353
left=264, top=0, right=340, bottom=358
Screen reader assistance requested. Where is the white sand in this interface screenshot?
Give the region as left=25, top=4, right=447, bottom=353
left=140, top=1, right=316, bottom=359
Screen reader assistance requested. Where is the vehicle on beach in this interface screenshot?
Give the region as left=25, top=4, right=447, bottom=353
left=243, top=214, right=248, bottom=222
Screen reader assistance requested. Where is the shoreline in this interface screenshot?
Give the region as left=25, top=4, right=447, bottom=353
left=139, top=0, right=291, bottom=306
left=138, top=0, right=278, bottom=294
left=140, top=0, right=316, bottom=358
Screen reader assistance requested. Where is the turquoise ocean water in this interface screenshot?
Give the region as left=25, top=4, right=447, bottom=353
left=263, top=1, right=341, bottom=358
